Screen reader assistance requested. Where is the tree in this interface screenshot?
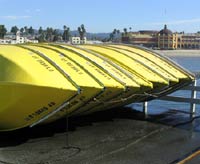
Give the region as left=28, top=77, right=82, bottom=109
left=38, top=27, right=43, bottom=35
left=111, top=29, right=120, bottom=41
left=129, top=27, right=132, bottom=32
left=53, top=35, right=59, bottom=42
left=78, top=24, right=86, bottom=40
left=45, top=27, right=54, bottom=41
left=123, top=28, right=127, bottom=34
left=10, top=26, right=19, bottom=34
left=113, top=29, right=117, bottom=35
left=20, top=28, right=24, bottom=34
left=37, top=33, right=46, bottom=42
left=63, top=25, right=70, bottom=42
left=28, top=26, right=34, bottom=35
left=37, top=27, right=45, bottom=42
left=123, top=28, right=128, bottom=37
left=24, top=26, right=28, bottom=34
left=0, top=25, right=7, bottom=38
left=109, top=33, right=114, bottom=41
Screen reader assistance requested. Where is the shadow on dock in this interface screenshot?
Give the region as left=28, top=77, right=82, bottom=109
left=0, top=107, right=145, bottom=147
left=1, top=106, right=200, bottom=148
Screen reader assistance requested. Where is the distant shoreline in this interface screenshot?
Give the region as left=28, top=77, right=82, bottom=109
left=155, top=50, right=200, bottom=57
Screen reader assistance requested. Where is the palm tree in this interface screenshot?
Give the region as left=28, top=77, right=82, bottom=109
left=63, top=25, right=67, bottom=42
left=123, top=28, right=128, bottom=36
left=63, top=25, right=70, bottom=42
left=109, top=33, right=114, bottom=41
left=63, top=25, right=67, bottom=30
left=113, top=29, right=117, bottom=35
left=129, top=27, right=132, bottom=32
left=78, top=24, right=86, bottom=40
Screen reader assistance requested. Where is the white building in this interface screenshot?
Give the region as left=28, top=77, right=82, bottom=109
left=0, top=31, right=38, bottom=44
left=0, top=39, right=9, bottom=44
left=70, top=37, right=87, bottom=44
left=16, top=31, right=25, bottom=44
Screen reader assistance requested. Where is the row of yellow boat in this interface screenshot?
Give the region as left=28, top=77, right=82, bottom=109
left=0, top=44, right=194, bottom=131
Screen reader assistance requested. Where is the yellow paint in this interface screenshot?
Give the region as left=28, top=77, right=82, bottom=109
left=80, top=45, right=170, bottom=89
left=0, top=45, right=78, bottom=131
left=110, top=44, right=194, bottom=81
left=178, top=150, right=200, bottom=164
left=0, top=44, right=194, bottom=131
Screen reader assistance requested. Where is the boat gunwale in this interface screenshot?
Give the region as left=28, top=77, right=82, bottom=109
left=80, top=45, right=169, bottom=87
left=0, top=81, right=79, bottom=131
left=68, top=44, right=142, bottom=87
left=34, top=44, right=106, bottom=90
left=105, top=45, right=179, bottom=82
left=26, top=44, right=138, bottom=117
left=25, top=45, right=112, bottom=116
left=110, top=43, right=195, bottom=80
left=49, top=44, right=127, bottom=90
left=17, top=45, right=82, bottom=94
left=87, top=44, right=171, bottom=84
left=57, top=44, right=153, bottom=89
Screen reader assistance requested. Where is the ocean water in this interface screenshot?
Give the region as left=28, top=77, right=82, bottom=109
left=130, top=55, right=200, bottom=115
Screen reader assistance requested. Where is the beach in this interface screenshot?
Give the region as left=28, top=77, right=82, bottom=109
left=156, top=50, right=200, bottom=57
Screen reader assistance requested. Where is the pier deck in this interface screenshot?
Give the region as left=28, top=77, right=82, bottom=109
left=0, top=108, right=200, bottom=164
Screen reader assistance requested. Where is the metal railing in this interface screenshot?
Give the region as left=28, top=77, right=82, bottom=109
left=143, top=78, right=200, bottom=118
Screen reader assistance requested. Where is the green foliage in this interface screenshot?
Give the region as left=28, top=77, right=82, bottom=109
left=110, top=28, right=121, bottom=42
left=38, top=27, right=43, bottom=34
left=78, top=24, right=86, bottom=40
left=62, top=25, right=70, bottom=42
left=53, top=35, right=59, bottom=42
left=20, top=28, right=24, bottom=33
left=28, top=26, right=34, bottom=35
left=0, top=25, right=7, bottom=38
left=123, top=28, right=127, bottom=34
left=10, top=26, right=19, bottom=34
left=45, top=27, right=54, bottom=41
left=37, top=33, right=46, bottom=42
left=109, top=33, right=114, bottom=41
left=24, top=26, right=28, bottom=34
left=36, top=26, right=63, bottom=43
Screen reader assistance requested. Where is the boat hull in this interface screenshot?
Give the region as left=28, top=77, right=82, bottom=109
left=0, top=44, right=195, bottom=131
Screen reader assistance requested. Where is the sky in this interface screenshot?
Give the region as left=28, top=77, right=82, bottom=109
left=0, top=0, right=200, bottom=33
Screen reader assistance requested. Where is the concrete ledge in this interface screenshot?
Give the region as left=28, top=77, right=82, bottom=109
left=0, top=107, right=200, bottom=164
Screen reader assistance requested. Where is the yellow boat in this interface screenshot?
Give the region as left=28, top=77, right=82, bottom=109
left=0, top=45, right=78, bottom=131
left=50, top=44, right=152, bottom=115
left=0, top=44, right=195, bottom=131
left=109, top=44, right=193, bottom=83
left=78, top=45, right=170, bottom=90
left=20, top=44, right=134, bottom=123
left=107, top=44, right=195, bottom=97
left=76, top=44, right=194, bottom=114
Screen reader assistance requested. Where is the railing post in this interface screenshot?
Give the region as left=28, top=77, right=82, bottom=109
left=143, top=101, right=148, bottom=119
left=190, top=79, right=197, bottom=117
